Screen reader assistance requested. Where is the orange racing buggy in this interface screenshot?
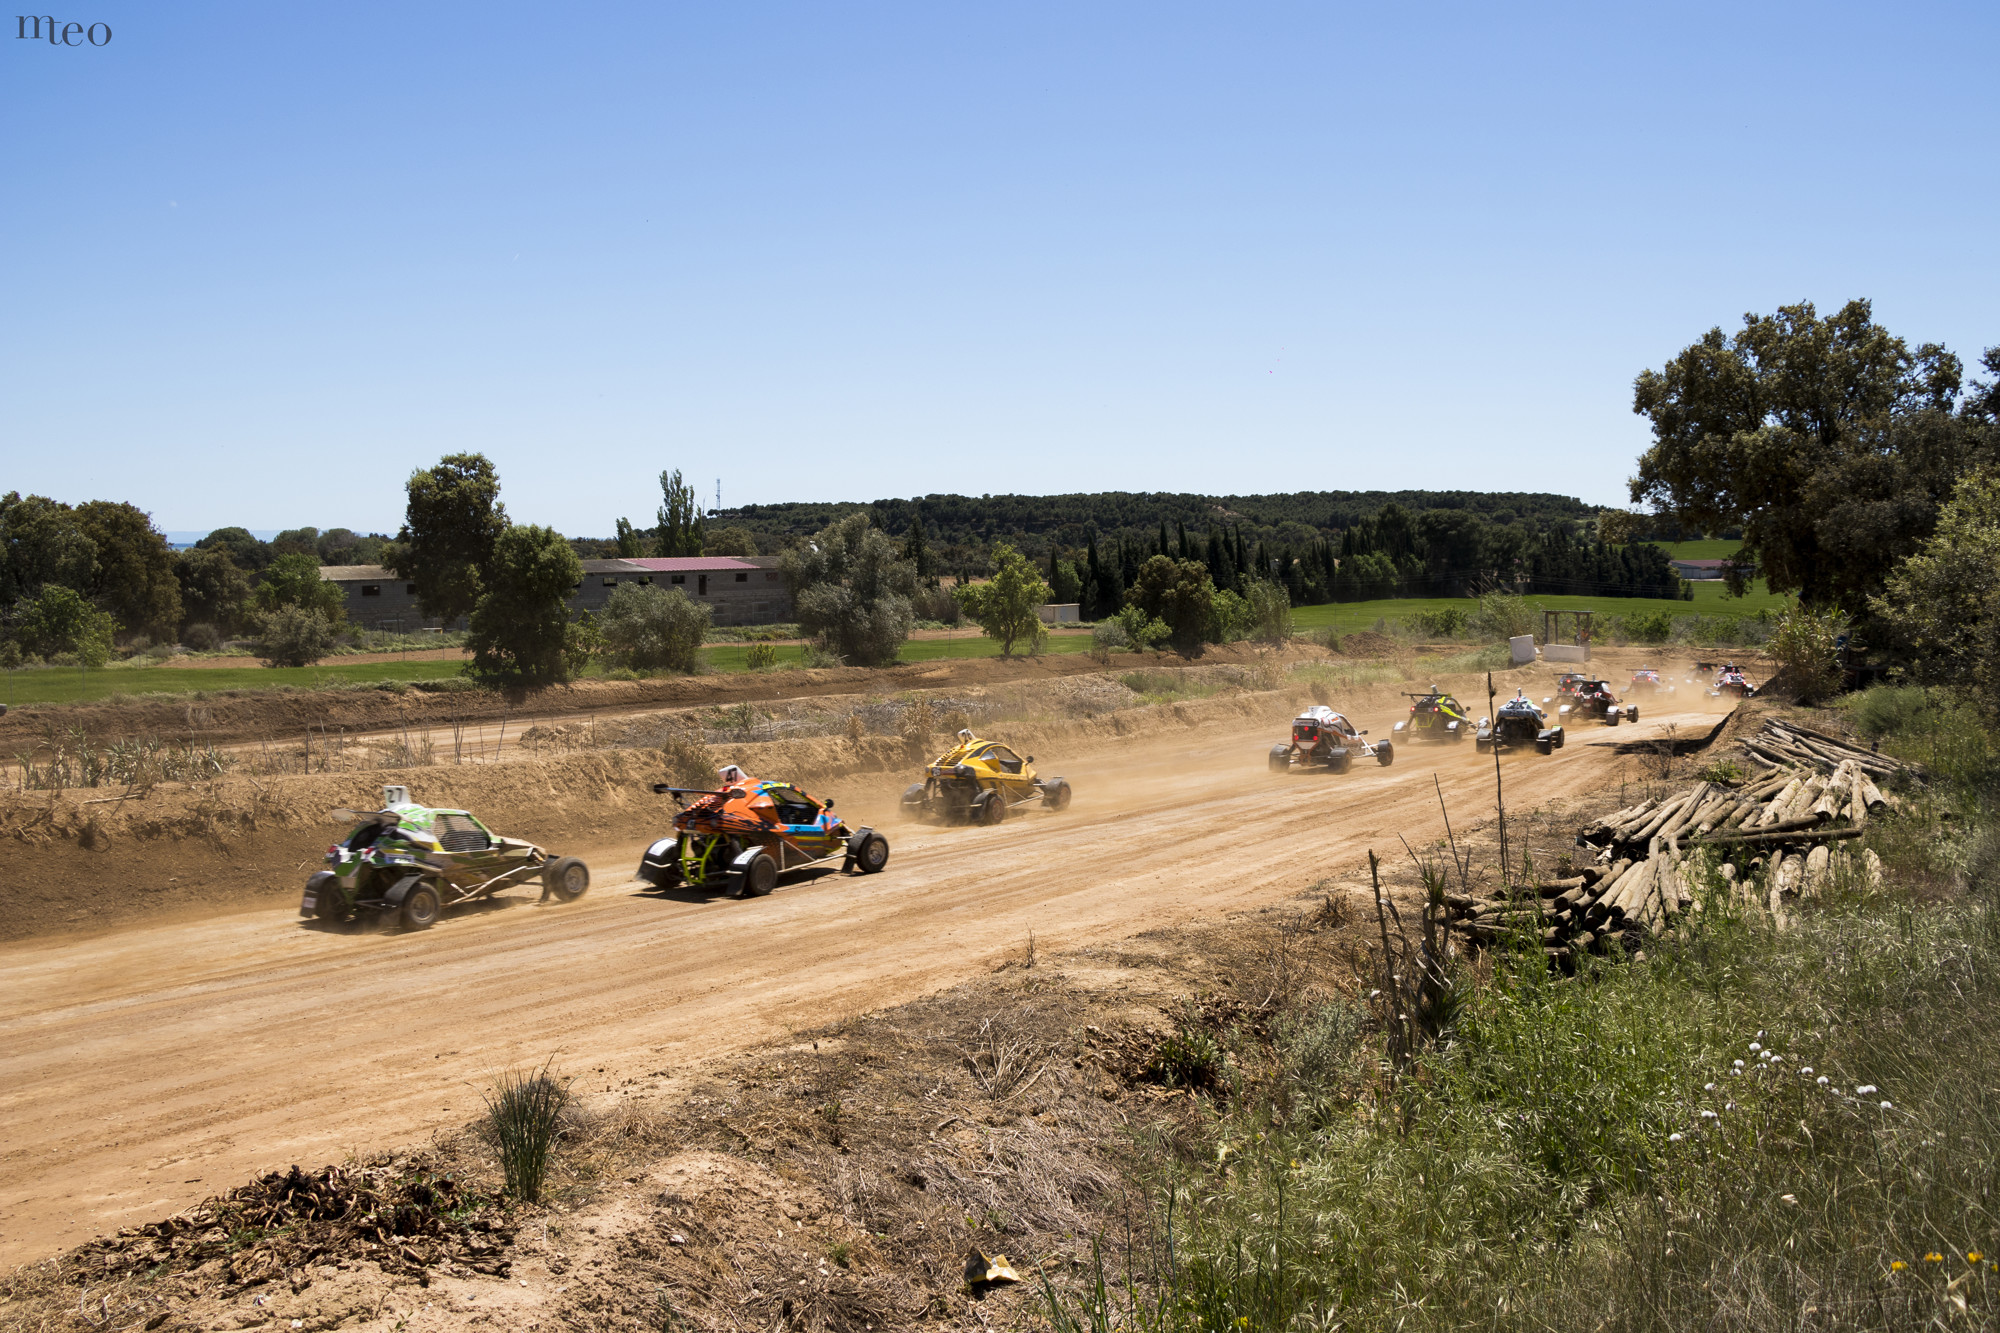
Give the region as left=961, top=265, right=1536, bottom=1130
left=639, top=766, right=890, bottom=899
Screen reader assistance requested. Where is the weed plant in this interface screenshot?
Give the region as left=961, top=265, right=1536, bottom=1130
left=484, top=1062, right=571, bottom=1204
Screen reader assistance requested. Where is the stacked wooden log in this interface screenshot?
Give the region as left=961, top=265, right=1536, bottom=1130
left=1736, top=718, right=1919, bottom=785
left=1447, top=722, right=1906, bottom=956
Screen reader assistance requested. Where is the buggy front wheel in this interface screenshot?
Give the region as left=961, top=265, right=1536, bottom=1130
left=975, top=790, right=1006, bottom=826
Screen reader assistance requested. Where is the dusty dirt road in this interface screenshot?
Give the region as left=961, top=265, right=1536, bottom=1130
left=0, top=702, right=1717, bottom=1265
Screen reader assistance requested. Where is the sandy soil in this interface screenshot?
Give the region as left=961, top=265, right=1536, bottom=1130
left=0, top=683, right=1729, bottom=1267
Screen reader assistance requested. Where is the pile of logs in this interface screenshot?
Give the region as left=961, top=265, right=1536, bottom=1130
left=1737, top=718, right=1920, bottom=783
left=1444, top=719, right=1914, bottom=955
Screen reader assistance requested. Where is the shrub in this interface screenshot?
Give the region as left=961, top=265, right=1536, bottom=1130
left=254, top=551, right=347, bottom=623
left=1243, top=579, right=1293, bottom=645
left=14, top=584, right=116, bottom=665
left=744, top=641, right=778, bottom=669
left=484, top=1063, right=570, bottom=1203
left=182, top=622, right=221, bottom=652
left=598, top=581, right=710, bottom=673
left=1089, top=619, right=1129, bottom=663
left=1403, top=606, right=1468, bottom=639
left=659, top=732, right=717, bottom=788
left=1625, top=610, right=1675, bottom=643
left=1110, top=604, right=1169, bottom=651
left=1208, top=589, right=1254, bottom=644
left=1467, top=591, right=1535, bottom=642
left=1768, top=603, right=1846, bottom=702
left=255, top=606, right=337, bottom=667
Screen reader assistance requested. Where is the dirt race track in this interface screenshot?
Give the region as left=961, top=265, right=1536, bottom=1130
left=0, top=684, right=1731, bottom=1267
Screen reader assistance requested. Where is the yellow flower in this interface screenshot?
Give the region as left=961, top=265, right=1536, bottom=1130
left=1967, top=1251, right=1983, bottom=1262
left=1925, top=1253, right=1944, bottom=1263
left=1890, top=1261, right=1907, bottom=1272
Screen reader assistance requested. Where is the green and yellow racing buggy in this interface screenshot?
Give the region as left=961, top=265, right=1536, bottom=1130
left=300, top=785, right=590, bottom=930
left=900, top=729, right=1073, bottom=825
left=1392, top=687, right=1473, bottom=744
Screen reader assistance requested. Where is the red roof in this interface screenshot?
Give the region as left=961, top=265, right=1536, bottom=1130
left=623, top=557, right=761, bottom=572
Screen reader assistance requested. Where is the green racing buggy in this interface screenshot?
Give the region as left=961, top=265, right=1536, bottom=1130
left=299, top=785, right=590, bottom=930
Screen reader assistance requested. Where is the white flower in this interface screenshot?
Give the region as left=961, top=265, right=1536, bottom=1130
left=1730, top=1068, right=1743, bottom=1077
left=1704, top=1082, right=1716, bottom=1091
left=1757, top=1030, right=1767, bottom=1039
left=1856, top=1084, right=1877, bottom=1095
left=1700, top=1109, right=1718, bottom=1119
left=1668, top=1133, right=1684, bottom=1142
left=1801, top=1066, right=1814, bottom=1075
left=1749, top=1042, right=1762, bottom=1052
left=1879, top=1100, right=1893, bottom=1110
left=1769, top=1053, right=1785, bottom=1062
left=1726, top=1102, right=1738, bottom=1111
left=1733, top=1059, right=1745, bottom=1069
left=1816, top=1076, right=1829, bottom=1086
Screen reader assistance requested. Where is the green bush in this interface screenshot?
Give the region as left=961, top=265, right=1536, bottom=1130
left=13, top=584, right=116, bottom=665
left=1768, top=603, right=1847, bottom=702
left=598, top=581, right=710, bottom=673
left=744, top=641, right=779, bottom=669
left=1467, top=592, right=1534, bottom=642
left=1624, top=610, right=1674, bottom=643
left=1403, top=606, right=1468, bottom=639
left=254, top=606, right=337, bottom=667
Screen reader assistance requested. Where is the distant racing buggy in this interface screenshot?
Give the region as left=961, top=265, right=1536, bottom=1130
left=639, top=766, right=890, bottom=898
left=1476, top=691, right=1566, bottom=754
left=900, top=730, right=1072, bottom=825
left=300, top=785, right=589, bottom=930
left=1555, top=674, right=1638, bottom=726
left=1268, top=705, right=1393, bottom=773
left=1702, top=662, right=1758, bottom=699
left=1393, top=688, right=1472, bottom=744
left=1628, top=667, right=1675, bottom=698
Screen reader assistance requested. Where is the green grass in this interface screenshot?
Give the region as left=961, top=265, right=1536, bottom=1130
left=0, top=658, right=476, bottom=708
left=1290, top=585, right=1791, bottom=637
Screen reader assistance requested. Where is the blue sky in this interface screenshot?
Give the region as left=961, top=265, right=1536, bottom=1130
left=4, top=2, right=1995, bottom=538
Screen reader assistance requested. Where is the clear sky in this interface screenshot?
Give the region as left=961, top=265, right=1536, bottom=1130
left=4, top=2, right=1995, bottom=539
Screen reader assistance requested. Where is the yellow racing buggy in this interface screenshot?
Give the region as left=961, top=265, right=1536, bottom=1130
left=1393, top=687, right=1473, bottom=744
left=900, top=729, right=1072, bottom=825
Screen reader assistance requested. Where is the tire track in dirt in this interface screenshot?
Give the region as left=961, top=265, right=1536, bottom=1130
left=0, top=703, right=1714, bottom=1264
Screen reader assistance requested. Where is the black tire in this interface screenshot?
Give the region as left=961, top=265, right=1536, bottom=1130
left=1329, top=750, right=1353, bottom=775
left=544, top=856, right=589, bottom=902
left=744, top=851, right=779, bottom=897
left=1536, top=737, right=1553, bottom=755
left=900, top=783, right=929, bottom=821
left=1376, top=741, right=1394, bottom=767
left=1628, top=706, right=1640, bottom=724
left=853, top=831, right=890, bottom=874
left=976, top=790, right=1006, bottom=826
left=1268, top=745, right=1292, bottom=773
left=1040, top=778, right=1072, bottom=810
left=1606, top=711, right=1620, bottom=727
left=400, top=882, right=441, bottom=930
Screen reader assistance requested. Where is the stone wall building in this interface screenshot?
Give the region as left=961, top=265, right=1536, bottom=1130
left=321, top=556, right=792, bottom=631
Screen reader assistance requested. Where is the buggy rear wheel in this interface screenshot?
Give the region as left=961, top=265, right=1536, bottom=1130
left=899, top=783, right=929, bottom=821
left=400, top=882, right=441, bottom=930
left=543, top=856, right=589, bottom=902
left=1268, top=744, right=1292, bottom=773
left=1375, top=741, right=1394, bottom=767
left=1039, top=778, right=1072, bottom=810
